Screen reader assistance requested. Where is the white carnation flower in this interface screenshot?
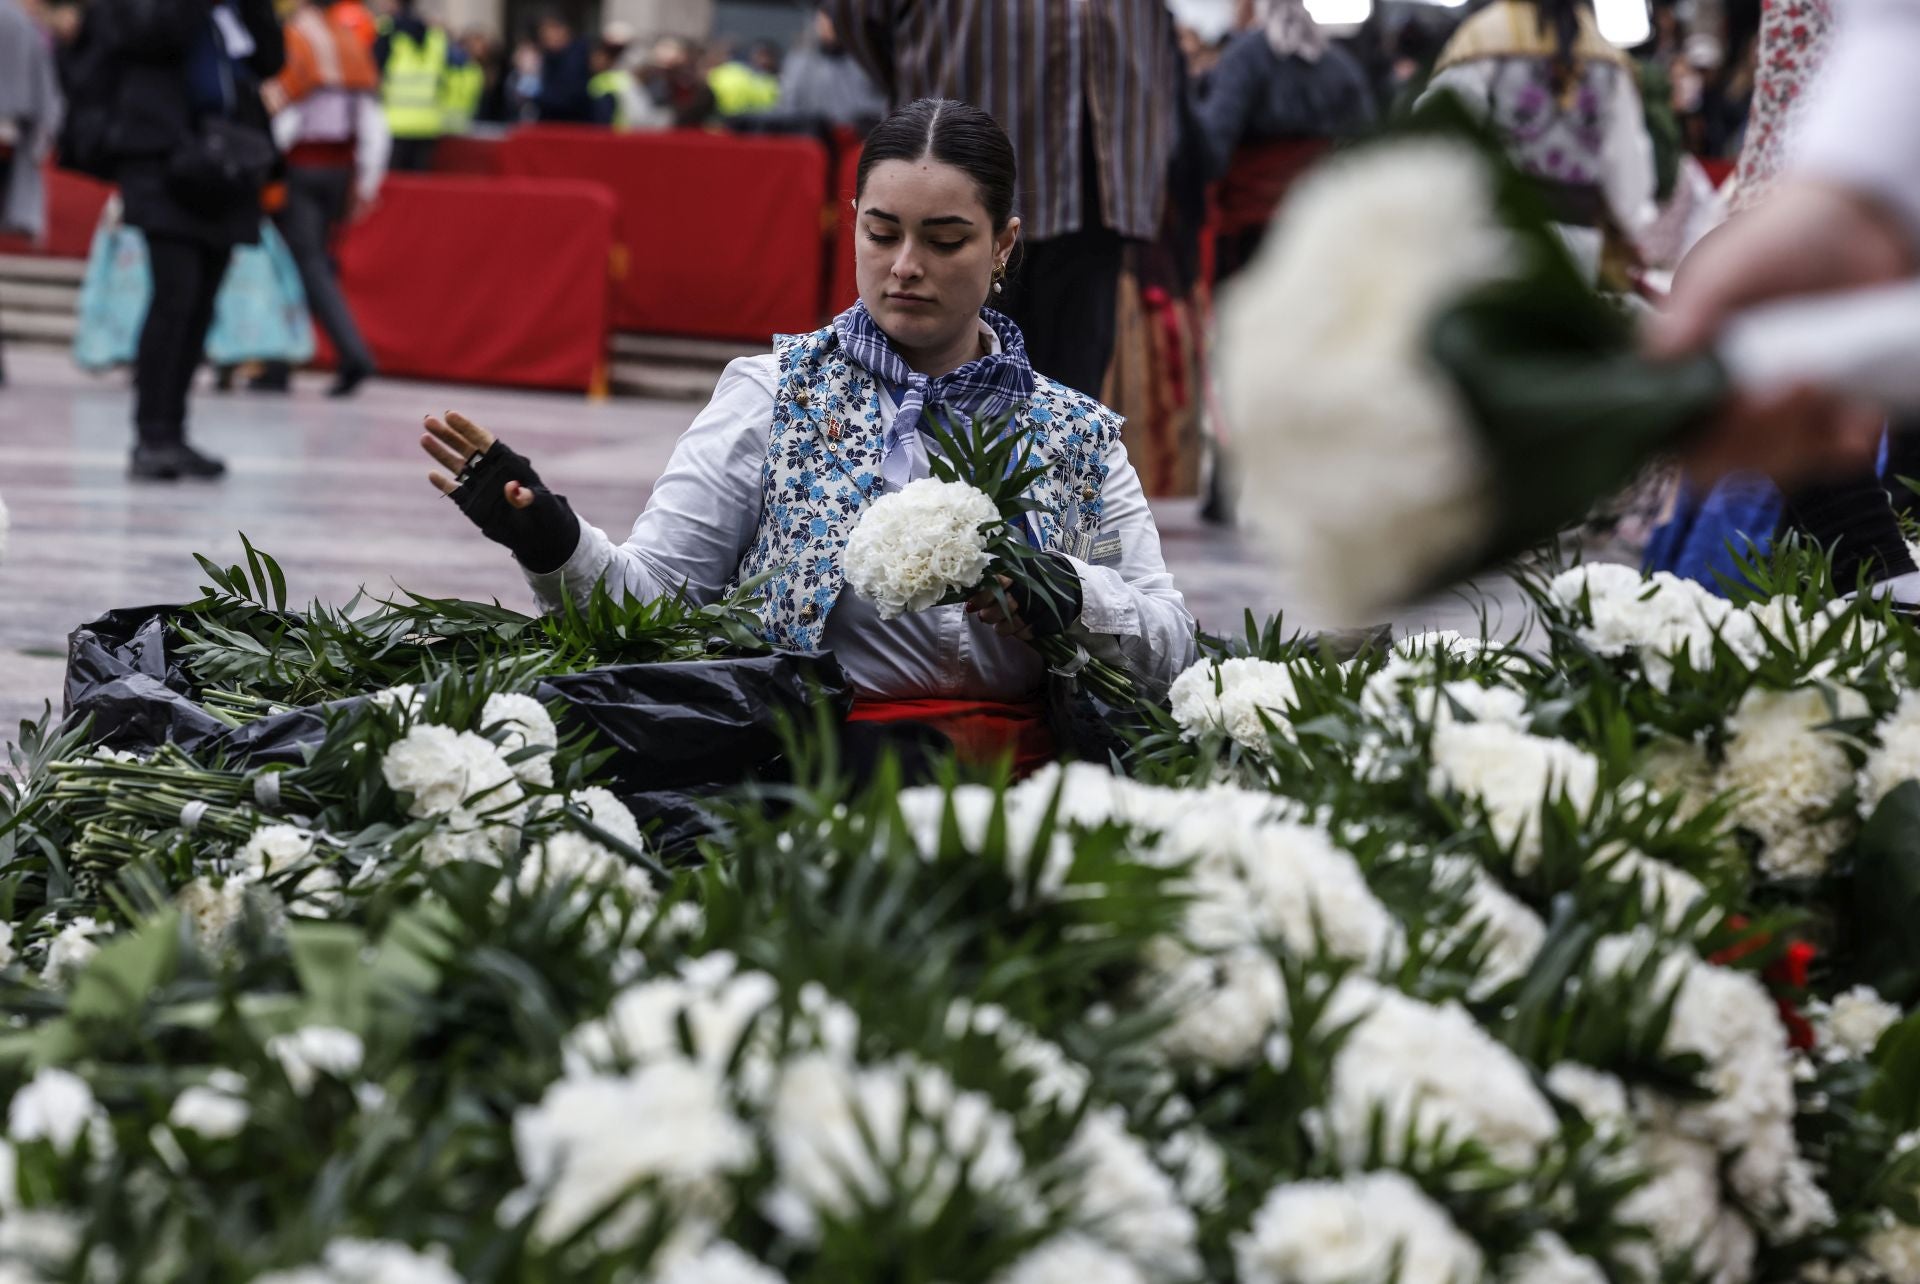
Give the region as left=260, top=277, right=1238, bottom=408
left=0, top=923, right=14, bottom=970
left=764, top=1053, right=1025, bottom=1246
left=1596, top=845, right=1714, bottom=930
left=1158, top=1126, right=1228, bottom=1213
left=481, top=692, right=557, bottom=787
left=1867, top=1216, right=1920, bottom=1284
left=567, top=786, right=644, bottom=849
left=1320, top=976, right=1559, bottom=1170
left=267, top=1025, right=365, bottom=1096
left=563, top=959, right=779, bottom=1077
left=995, top=1235, right=1149, bottom=1284
left=1141, top=943, right=1286, bottom=1071
left=254, top=1239, right=464, bottom=1284
left=1812, top=985, right=1901, bottom=1062
left=234, top=824, right=315, bottom=879
left=168, top=1070, right=252, bottom=1139
left=509, top=1059, right=755, bottom=1249
left=1617, top=1121, right=1756, bottom=1284
left=1218, top=138, right=1513, bottom=623
left=1749, top=595, right=1888, bottom=663
left=1233, top=1169, right=1485, bottom=1284
left=381, top=724, right=523, bottom=821
left=1431, top=854, right=1545, bottom=994
left=1429, top=721, right=1599, bottom=872
left=7, top=1068, right=100, bottom=1152
left=1544, top=1062, right=1632, bottom=1138
left=1550, top=564, right=1756, bottom=690
left=1718, top=684, right=1867, bottom=878
left=1862, top=690, right=1920, bottom=814
left=367, top=683, right=426, bottom=719
left=0, top=1207, right=80, bottom=1272
left=1505, top=1231, right=1607, bottom=1284
left=39, top=918, right=105, bottom=986
left=654, top=1241, right=784, bottom=1284
left=842, top=477, right=999, bottom=618
left=1168, top=657, right=1302, bottom=750
left=177, top=877, right=251, bottom=949
left=893, top=783, right=1076, bottom=906
left=1061, top=1106, right=1200, bottom=1279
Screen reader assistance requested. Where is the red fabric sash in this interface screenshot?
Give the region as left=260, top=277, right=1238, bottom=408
left=847, top=698, right=1056, bottom=777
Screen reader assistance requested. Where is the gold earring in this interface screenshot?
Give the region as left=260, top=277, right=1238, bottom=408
left=992, top=261, right=1007, bottom=294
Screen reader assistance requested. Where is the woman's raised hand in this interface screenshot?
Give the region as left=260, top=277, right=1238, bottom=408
left=422, top=411, right=536, bottom=509
left=421, top=412, right=581, bottom=573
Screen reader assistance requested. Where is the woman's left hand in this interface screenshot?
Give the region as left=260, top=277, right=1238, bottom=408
left=966, top=577, right=1034, bottom=641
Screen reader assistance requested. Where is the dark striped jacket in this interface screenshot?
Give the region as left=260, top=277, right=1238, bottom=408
left=827, top=0, right=1179, bottom=243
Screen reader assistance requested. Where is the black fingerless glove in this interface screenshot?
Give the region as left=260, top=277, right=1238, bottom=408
left=1007, top=552, right=1084, bottom=639
left=448, top=440, right=580, bottom=574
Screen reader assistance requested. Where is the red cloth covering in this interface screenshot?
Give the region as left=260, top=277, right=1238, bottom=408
left=433, top=135, right=506, bottom=176
left=496, top=126, right=829, bottom=341
left=0, top=165, right=112, bottom=259
left=847, top=698, right=1056, bottom=777
left=1213, top=137, right=1332, bottom=237
left=825, top=127, right=865, bottom=316
left=325, top=174, right=615, bottom=391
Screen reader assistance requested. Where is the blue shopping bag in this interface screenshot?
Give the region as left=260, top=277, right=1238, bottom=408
left=71, top=220, right=150, bottom=372
left=206, top=222, right=315, bottom=366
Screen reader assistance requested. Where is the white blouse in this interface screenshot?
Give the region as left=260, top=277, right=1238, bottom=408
left=521, top=352, right=1199, bottom=702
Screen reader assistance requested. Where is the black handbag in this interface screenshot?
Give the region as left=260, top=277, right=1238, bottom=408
left=165, top=114, right=276, bottom=215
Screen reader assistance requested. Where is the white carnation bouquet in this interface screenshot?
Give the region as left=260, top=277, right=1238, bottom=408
left=843, top=413, right=1137, bottom=707
left=1219, top=101, right=1920, bottom=624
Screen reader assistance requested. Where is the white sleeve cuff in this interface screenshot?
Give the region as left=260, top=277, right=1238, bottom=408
left=1065, top=556, right=1140, bottom=637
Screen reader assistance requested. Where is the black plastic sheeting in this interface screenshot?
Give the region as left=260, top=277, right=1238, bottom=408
left=62, top=605, right=851, bottom=850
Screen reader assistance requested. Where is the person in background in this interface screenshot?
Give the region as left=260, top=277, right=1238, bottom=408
left=0, top=0, right=63, bottom=388
left=462, top=30, right=509, bottom=123
left=258, top=0, right=387, bottom=396
left=1198, top=0, right=1376, bottom=291
left=830, top=0, right=1181, bottom=401
left=503, top=37, right=541, bottom=122
left=1423, top=0, right=1657, bottom=285
left=707, top=39, right=781, bottom=118
left=637, top=36, right=714, bottom=128
left=438, top=27, right=485, bottom=131
left=375, top=0, right=456, bottom=169
left=776, top=6, right=883, bottom=130
left=586, top=21, right=644, bottom=128
left=94, top=0, right=284, bottom=478
left=531, top=9, right=592, bottom=123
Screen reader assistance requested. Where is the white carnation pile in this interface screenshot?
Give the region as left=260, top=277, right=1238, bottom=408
left=1319, top=976, right=1560, bottom=1170
left=566, top=786, right=645, bottom=849
left=653, top=1241, right=784, bottom=1284
left=252, top=1239, right=465, bottom=1284
left=1861, top=689, right=1920, bottom=814
left=893, top=782, right=1077, bottom=906
left=1218, top=138, right=1514, bottom=623
left=1717, top=684, right=1868, bottom=878
left=1750, top=594, right=1888, bottom=665
left=1232, top=1169, right=1485, bottom=1284
left=1506, top=1232, right=1609, bottom=1284
left=562, top=955, right=781, bottom=1078
left=1168, top=657, right=1303, bottom=750
left=7, top=1068, right=105, bottom=1154
left=1428, top=721, right=1600, bottom=872
left=1550, top=564, right=1755, bottom=690
left=1140, top=939, right=1287, bottom=1071
left=382, top=723, right=524, bottom=823
left=842, top=477, right=999, bottom=618
left=234, top=824, right=316, bottom=879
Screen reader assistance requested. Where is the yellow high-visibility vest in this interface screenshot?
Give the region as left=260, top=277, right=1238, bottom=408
left=383, top=27, right=449, bottom=140
left=441, top=61, right=484, bottom=133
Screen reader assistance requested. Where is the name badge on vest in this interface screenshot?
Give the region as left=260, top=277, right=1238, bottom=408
left=1089, top=533, right=1124, bottom=568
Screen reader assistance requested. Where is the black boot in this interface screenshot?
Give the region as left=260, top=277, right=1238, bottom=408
left=130, top=441, right=227, bottom=480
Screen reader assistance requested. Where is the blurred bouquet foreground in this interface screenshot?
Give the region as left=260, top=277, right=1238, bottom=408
left=9, top=535, right=1920, bottom=1283
left=1218, top=110, right=1920, bottom=625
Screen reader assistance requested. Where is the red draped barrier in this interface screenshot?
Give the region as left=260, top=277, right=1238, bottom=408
left=496, top=126, right=827, bottom=341
left=826, top=129, right=863, bottom=316
left=433, top=135, right=506, bottom=176
left=0, top=166, right=113, bottom=259
left=330, top=174, right=615, bottom=391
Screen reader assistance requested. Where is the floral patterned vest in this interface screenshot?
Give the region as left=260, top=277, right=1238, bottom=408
left=732, top=323, right=1122, bottom=652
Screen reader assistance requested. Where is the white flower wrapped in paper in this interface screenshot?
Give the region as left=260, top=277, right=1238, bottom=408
left=842, top=476, right=999, bottom=619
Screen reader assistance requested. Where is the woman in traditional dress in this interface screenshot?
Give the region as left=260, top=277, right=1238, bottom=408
left=419, top=98, right=1198, bottom=772
left=1422, top=0, right=1657, bottom=284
